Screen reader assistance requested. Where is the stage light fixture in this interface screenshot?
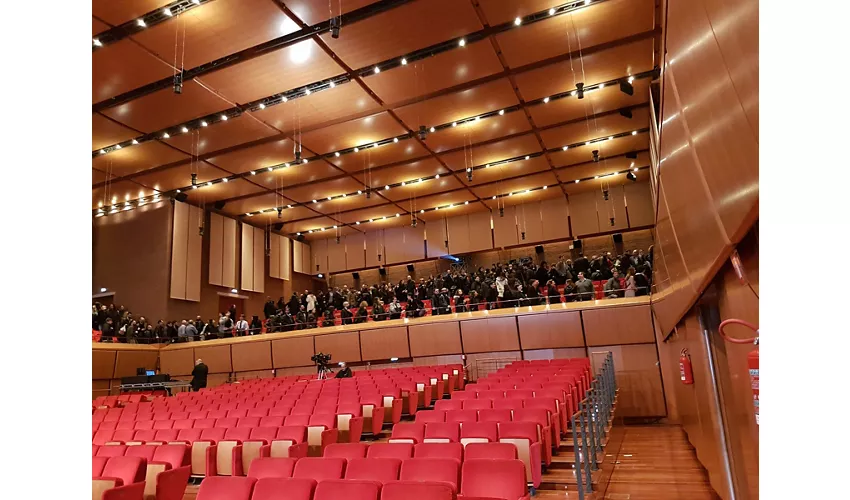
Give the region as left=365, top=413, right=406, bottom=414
left=330, top=17, right=340, bottom=38
left=137, top=19, right=146, bottom=28
left=93, top=38, right=102, bottom=47
left=499, top=207, right=505, bottom=217
left=334, top=152, right=340, bottom=157
left=115, top=145, right=122, bottom=150
left=467, top=169, right=473, bottom=182
left=222, top=178, right=229, bottom=183
left=258, top=103, right=265, bottom=109
left=173, top=73, right=183, bottom=94
left=302, top=158, right=308, bottom=164
left=401, top=58, right=408, bottom=65
left=549, top=8, right=556, bottom=15
left=626, top=171, right=637, bottom=181
left=619, top=80, right=634, bottom=95
left=295, top=150, right=301, bottom=162
left=305, top=88, right=311, bottom=95
left=220, top=114, right=228, bottom=120
left=576, top=82, right=585, bottom=99
left=514, top=17, right=522, bottom=25
left=430, top=126, right=436, bottom=133
left=452, top=122, right=457, bottom=127
left=603, top=189, right=609, bottom=201
left=393, top=137, right=399, bottom=143
left=357, top=190, right=362, bottom=195
left=610, top=217, right=615, bottom=227
left=181, top=126, right=188, bottom=133
left=562, top=146, right=569, bottom=151
left=277, top=207, right=283, bottom=218
left=632, top=130, right=638, bottom=135
left=354, top=147, right=359, bottom=153
left=435, top=174, right=440, bottom=179
left=162, top=132, right=170, bottom=139
left=201, top=121, right=208, bottom=127
left=543, top=97, right=550, bottom=103
left=131, top=139, right=138, bottom=144
left=459, top=38, right=466, bottom=47
left=592, top=150, right=600, bottom=162
left=499, top=109, right=505, bottom=115
left=628, top=75, right=635, bottom=84
left=374, top=66, right=380, bottom=74
left=619, top=109, right=633, bottom=119
left=575, top=179, right=580, bottom=183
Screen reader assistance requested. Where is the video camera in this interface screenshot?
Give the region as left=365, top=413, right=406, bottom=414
left=311, top=352, right=333, bottom=379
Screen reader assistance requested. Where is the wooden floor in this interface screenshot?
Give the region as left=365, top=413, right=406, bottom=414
left=181, top=424, right=718, bottom=500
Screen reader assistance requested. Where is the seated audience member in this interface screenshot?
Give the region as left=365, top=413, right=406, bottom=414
left=341, top=302, right=354, bottom=325
left=322, top=307, right=336, bottom=327
left=603, top=269, right=624, bottom=299
left=354, top=301, right=370, bottom=324
left=296, top=306, right=307, bottom=330
left=100, top=317, right=114, bottom=342
left=575, top=272, right=595, bottom=301
left=250, top=315, right=263, bottom=335
left=526, top=280, right=541, bottom=306
left=563, top=279, right=577, bottom=302
left=634, top=265, right=650, bottom=296
left=407, top=298, right=424, bottom=318
left=335, top=361, right=353, bottom=378
left=546, top=280, right=560, bottom=304
left=388, top=298, right=403, bottom=320
left=373, top=301, right=387, bottom=321
left=235, top=314, right=250, bottom=336
left=306, top=312, right=317, bottom=328
left=281, top=307, right=295, bottom=331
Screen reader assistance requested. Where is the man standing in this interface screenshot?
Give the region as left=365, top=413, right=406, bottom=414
left=184, top=320, right=198, bottom=341
left=177, top=320, right=188, bottom=342
left=191, top=359, right=208, bottom=392
left=235, top=314, right=250, bottom=336
left=603, top=269, right=624, bottom=298
left=264, top=297, right=276, bottom=319
left=575, top=272, right=595, bottom=301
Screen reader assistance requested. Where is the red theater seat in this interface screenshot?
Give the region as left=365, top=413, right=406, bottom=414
left=460, top=459, right=529, bottom=500
left=382, top=481, right=454, bottom=500
left=366, top=443, right=414, bottom=459
left=313, top=479, right=381, bottom=500
left=93, top=456, right=109, bottom=477
left=478, top=409, right=513, bottom=423
left=93, top=456, right=148, bottom=500
left=460, top=422, right=498, bottom=445
left=446, top=410, right=477, bottom=424
left=152, top=466, right=191, bottom=500
left=252, top=478, right=316, bottom=500
left=413, top=443, right=464, bottom=462
left=462, top=400, right=492, bottom=411
left=399, top=458, right=461, bottom=493
left=247, top=457, right=297, bottom=479
left=415, top=410, right=446, bottom=423
left=324, top=443, right=369, bottom=460
left=497, top=423, right=542, bottom=488
left=389, top=423, right=425, bottom=444
left=195, top=476, right=256, bottom=500
left=345, top=458, right=402, bottom=483
left=424, top=423, right=460, bottom=443
left=292, top=457, right=346, bottom=481
left=465, top=443, right=517, bottom=460
left=269, top=426, right=309, bottom=459
left=97, top=445, right=128, bottom=458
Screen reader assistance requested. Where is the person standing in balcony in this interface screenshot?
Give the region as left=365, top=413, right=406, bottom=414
left=576, top=272, right=595, bottom=301
left=624, top=267, right=637, bottom=298
left=191, top=359, right=208, bottom=392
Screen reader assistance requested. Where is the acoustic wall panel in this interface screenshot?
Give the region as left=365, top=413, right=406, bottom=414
left=568, top=191, right=599, bottom=236
left=186, top=209, right=202, bottom=301
left=625, top=181, right=655, bottom=227
left=311, top=238, right=328, bottom=275
left=209, top=213, right=223, bottom=285
left=327, top=237, right=346, bottom=273
left=426, top=219, right=449, bottom=258
left=467, top=211, right=494, bottom=253
left=252, top=227, right=264, bottom=292
left=209, top=213, right=239, bottom=288
left=345, top=233, right=366, bottom=270
left=170, top=201, right=202, bottom=301
left=269, top=234, right=292, bottom=280
left=540, top=196, right=570, bottom=241
left=493, top=206, right=519, bottom=248
left=383, top=227, right=406, bottom=265
left=241, top=225, right=265, bottom=292
left=446, top=214, right=470, bottom=254
left=293, top=240, right=311, bottom=274
left=404, top=224, right=427, bottom=262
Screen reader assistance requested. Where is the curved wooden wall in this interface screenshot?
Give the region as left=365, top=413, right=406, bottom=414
left=92, top=343, right=160, bottom=398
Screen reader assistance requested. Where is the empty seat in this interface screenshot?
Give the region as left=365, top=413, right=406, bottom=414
left=124, top=444, right=157, bottom=462
left=445, top=410, right=477, bottom=424
left=269, top=426, right=308, bottom=459
left=459, top=422, right=498, bottom=445
left=493, top=399, right=524, bottom=411
left=173, top=419, right=194, bottom=430
left=306, top=414, right=339, bottom=456
left=247, top=458, right=297, bottom=479
left=478, top=409, right=513, bottom=423
left=313, top=479, right=381, bottom=500
left=215, top=417, right=238, bottom=429
left=434, top=400, right=463, bottom=411
left=381, top=481, right=455, bottom=500
left=462, top=399, right=492, bottom=411
left=129, top=429, right=157, bottom=445
left=252, top=478, right=316, bottom=500
left=259, top=416, right=285, bottom=428
left=497, top=422, right=542, bottom=488
left=366, top=443, right=414, bottom=459
left=109, top=429, right=136, bottom=444
left=477, top=390, right=506, bottom=400
left=399, top=458, right=461, bottom=493
left=96, top=445, right=127, bottom=458
left=465, top=442, right=518, bottom=460
left=174, top=428, right=201, bottom=445
left=194, top=418, right=216, bottom=429
left=190, top=428, right=226, bottom=476
left=424, top=423, right=460, bottom=443
left=292, top=457, right=346, bottom=481
left=413, top=443, right=463, bottom=461
left=93, top=456, right=148, bottom=500
left=93, top=456, right=109, bottom=477
left=414, top=410, right=446, bottom=424
left=150, top=465, right=191, bottom=500
left=227, top=409, right=249, bottom=419
left=237, top=427, right=277, bottom=474
left=247, top=408, right=270, bottom=418
left=512, top=409, right=552, bottom=465
left=237, top=417, right=261, bottom=428
left=335, top=402, right=365, bottom=443
left=389, top=423, right=425, bottom=444
left=195, top=476, right=256, bottom=500
left=461, top=459, right=528, bottom=500
left=324, top=443, right=369, bottom=460
left=345, top=458, right=402, bottom=483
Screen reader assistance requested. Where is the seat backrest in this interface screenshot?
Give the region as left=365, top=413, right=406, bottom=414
left=102, top=456, right=147, bottom=485
left=154, top=465, right=192, bottom=500
left=413, top=443, right=463, bottom=461
left=424, top=423, right=460, bottom=443
left=227, top=409, right=249, bottom=419
left=389, top=423, right=425, bottom=443
left=176, top=428, right=201, bottom=443
left=465, top=442, right=518, bottom=460
left=238, top=417, right=261, bottom=428
left=260, top=416, right=285, bottom=428
left=153, top=444, right=189, bottom=469
left=276, top=425, right=307, bottom=443
left=477, top=390, right=506, bottom=400
left=291, top=457, right=346, bottom=480
left=124, top=444, right=157, bottom=462
left=194, top=418, right=216, bottom=429
left=460, top=459, right=528, bottom=500
left=493, top=399, right=524, bottom=411
left=462, top=399, right=492, bottom=411
left=247, top=458, right=297, bottom=479
left=459, top=422, right=498, bottom=443
left=252, top=478, right=316, bottom=500
left=345, top=458, right=402, bottom=483
left=223, top=427, right=252, bottom=442
left=285, top=414, right=310, bottom=427
left=216, top=417, right=239, bottom=429
left=399, top=458, right=461, bottom=493
left=434, top=400, right=463, bottom=411
left=93, top=456, right=109, bottom=477
left=172, top=419, right=194, bottom=430
left=248, top=427, right=278, bottom=444
left=200, top=427, right=227, bottom=442
left=313, top=479, right=381, bottom=500
left=366, top=443, right=414, bottom=459
left=324, top=443, right=369, bottom=460
left=414, top=410, right=446, bottom=423
left=478, top=409, right=513, bottom=423
left=497, top=421, right=539, bottom=443
left=96, top=445, right=127, bottom=458
left=195, top=476, right=256, bottom=500
left=381, top=481, right=454, bottom=500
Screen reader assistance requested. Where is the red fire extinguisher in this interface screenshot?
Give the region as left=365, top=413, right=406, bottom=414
left=719, top=319, right=759, bottom=426
left=679, top=349, right=694, bottom=384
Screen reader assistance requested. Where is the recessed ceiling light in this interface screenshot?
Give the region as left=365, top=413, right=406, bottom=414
left=258, top=103, right=265, bottom=109
left=93, top=38, right=102, bottom=47
left=459, top=39, right=466, bottom=47
left=164, top=7, right=173, bottom=16
left=354, top=147, right=359, bottom=153
left=562, top=146, right=569, bottom=151
left=374, top=66, right=380, bottom=74
left=396, top=213, right=400, bottom=217
left=334, top=152, right=340, bottom=157
left=284, top=163, right=290, bottom=167
left=131, top=139, right=138, bottom=144
left=594, top=176, right=599, bottom=179
left=181, top=126, right=188, bottom=133
left=435, top=206, right=439, bottom=211
left=329, top=81, right=335, bottom=88
left=486, top=164, right=491, bottom=168
left=333, top=225, right=337, bottom=229
left=632, top=130, right=638, bottom=135
left=549, top=8, right=556, bottom=15
left=309, top=230, right=313, bottom=233
left=430, top=127, right=436, bottom=133
left=162, top=132, right=170, bottom=138
left=401, top=58, right=408, bottom=65
left=137, top=19, right=146, bottom=28
left=221, top=114, right=228, bottom=121
left=509, top=192, right=513, bottom=196
left=498, top=109, right=505, bottom=115
left=176, top=190, right=181, bottom=194
left=514, top=17, right=522, bottom=25
left=452, top=122, right=457, bottom=127
left=341, top=194, right=346, bottom=198
left=393, top=137, right=399, bottom=143
left=297, top=232, right=301, bottom=235
left=543, top=97, right=550, bottom=103
left=420, top=209, right=424, bottom=213
left=201, top=121, right=208, bottom=127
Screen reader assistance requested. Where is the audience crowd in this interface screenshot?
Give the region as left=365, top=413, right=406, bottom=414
left=93, top=248, right=652, bottom=343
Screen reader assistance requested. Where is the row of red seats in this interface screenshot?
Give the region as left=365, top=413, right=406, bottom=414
left=322, top=442, right=511, bottom=463
left=197, top=459, right=530, bottom=500
left=92, top=452, right=190, bottom=500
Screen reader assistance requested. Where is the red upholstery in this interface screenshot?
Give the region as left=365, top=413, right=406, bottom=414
left=154, top=444, right=190, bottom=469
left=97, top=445, right=128, bottom=458
left=446, top=410, right=478, bottom=423
left=195, top=476, right=256, bottom=500
left=382, top=481, right=455, bottom=500
left=424, top=423, right=460, bottom=443
left=465, top=443, right=518, bottom=460
left=413, top=443, right=463, bottom=462
left=292, top=457, right=346, bottom=480
left=399, top=458, right=461, bottom=493
left=100, top=482, right=146, bottom=500
left=260, top=416, right=285, bottom=427
left=154, top=466, right=191, bottom=500
left=101, top=456, right=147, bottom=486
left=93, top=456, right=109, bottom=477
left=124, top=445, right=156, bottom=462
left=462, top=400, right=492, bottom=411
left=252, top=478, right=316, bottom=500
left=414, top=410, right=446, bottom=423
left=478, top=409, right=513, bottom=423
left=459, top=422, right=498, bottom=443
left=461, top=459, right=529, bottom=500
left=493, top=399, right=524, bottom=411
left=247, top=458, right=297, bottom=479
left=389, top=423, right=425, bottom=444
left=434, top=400, right=463, bottom=411
left=313, top=479, right=381, bottom=500
left=366, top=443, right=414, bottom=459
left=324, top=443, right=369, bottom=460
left=345, top=458, right=402, bottom=483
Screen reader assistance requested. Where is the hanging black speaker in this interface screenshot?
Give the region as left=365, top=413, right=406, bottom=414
left=214, top=200, right=226, bottom=210
left=612, top=233, right=623, bottom=244
left=379, top=268, right=386, bottom=276
left=272, top=222, right=284, bottom=231
left=573, top=239, right=583, bottom=250
left=175, top=192, right=188, bottom=203
left=535, top=245, right=544, bottom=254
left=352, top=272, right=360, bottom=280
left=407, top=264, right=415, bottom=272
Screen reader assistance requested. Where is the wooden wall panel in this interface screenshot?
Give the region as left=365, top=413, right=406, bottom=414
left=540, top=197, right=570, bottom=241
left=568, top=192, right=599, bottom=236
left=327, top=237, right=346, bottom=273
left=209, top=213, right=223, bottom=285
left=269, top=233, right=280, bottom=279
left=186, top=205, right=202, bottom=301
left=404, top=225, right=426, bottom=262
left=170, top=201, right=189, bottom=299
left=383, top=227, right=406, bottom=265
left=517, top=311, right=584, bottom=349
left=593, top=343, right=665, bottom=417
left=160, top=348, right=194, bottom=376
left=426, top=219, right=449, bottom=258
left=460, top=317, right=520, bottom=353
left=625, top=182, right=655, bottom=227
left=222, top=217, right=238, bottom=288
left=231, top=341, right=273, bottom=372
left=241, top=223, right=255, bottom=291
left=596, top=185, right=628, bottom=232
left=193, top=345, right=232, bottom=374
left=345, top=233, right=366, bottom=270
left=360, top=326, right=410, bottom=361
left=311, top=237, right=328, bottom=275
left=315, top=331, right=362, bottom=363
left=252, top=227, right=264, bottom=292
left=518, top=202, right=544, bottom=244
left=272, top=336, right=315, bottom=368
left=93, top=380, right=111, bottom=400
left=582, top=304, right=655, bottom=346
left=467, top=211, right=493, bottom=253
left=409, top=322, right=462, bottom=356
left=93, top=350, right=117, bottom=380
left=114, top=350, right=159, bottom=378
left=365, top=230, right=384, bottom=268
left=293, top=240, right=306, bottom=274
left=492, top=206, right=518, bottom=248
left=522, top=347, right=588, bottom=360
left=270, top=234, right=292, bottom=280
left=446, top=214, right=470, bottom=254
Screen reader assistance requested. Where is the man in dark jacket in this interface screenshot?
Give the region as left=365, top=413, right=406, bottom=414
left=340, top=302, right=354, bottom=325
left=535, top=263, right=549, bottom=286
left=575, top=272, right=595, bottom=301
left=603, top=269, right=624, bottom=298
left=191, top=359, right=208, bottom=392
left=288, top=293, right=300, bottom=317
left=264, top=297, right=276, bottom=319
left=573, top=254, right=590, bottom=277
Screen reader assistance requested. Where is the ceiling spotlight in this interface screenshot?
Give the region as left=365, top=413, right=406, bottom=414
left=585, top=141, right=591, bottom=145
left=137, top=19, right=146, bottom=28
left=287, top=204, right=292, bottom=208
left=430, top=126, right=436, bottom=133
left=575, top=179, right=580, bottom=183
left=93, top=38, right=102, bottom=47
left=571, top=90, right=577, bottom=97
left=305, top=88, right=311, bottom=95
left=632, top=130, right=638, bottom=135
left=115, top=145, right=122, bottom=150
left=608, top=136, right=614, bottom=140
left=176, top=190, right=181, bottom=193
left=619, top=80, right=634, bottom=96
left=576, top=82, right=585, bottom=99
left=333, top=225, right=337, bottom=229
left=354, top=147, right=359, bottom=153
left=335, top=152, right=340, bottom=157
left=592, top=150, right=600, bottom=162
left=355, top=221, right=360, bottom=225
left=372, top=143, right=379, bottom=148
left=401, top=181, right=406, bottom=186
left=250, top=171, right=256, bottom=175
left=464, top=200, right=469, bottom=205
left=420, top=209, right=424, bottom=213
left=435, top=174, right=440, bottom=179
left=302, top=159, right=308, bottom=164
left=201, top=121, right=208, bottom=127
left=192, top=0, right=200, bottom=4
left=401, top=58, right=408, bottom=65
left=164, top=7, right=173, bottom=16
left=258, top=103, right=265, bottom=109
left=98, top=149, right=105, bottom=154
left=131, top=139, right=138, bottom=144
left=206, top=182, right=212, bottom=187
left=329, top=81, right=335, bottom=88
left=297, top=232, right=301, bottom=236
left=475, top=116, right=481, bottom=122
left=395, top=213, right=400, bottom=217
left=222, top=178, right=229, bottom=183
left=393, top=137, right=399, bottom=143
left=385, top=185, right=390, bottom=190
left=357, top=190, right=362, bottom=195
left=309, top=230, right=313, bottom=233
left=221, top=114, right=228, bottom=121
left=192, top=185, right=198, bottom=189
left=634, top=167, right=639, bottom=172
left=162, top=132, right=170, bottom=139
left=374, top=66, right=380, bottom=74
left=543, top=185, right=548, bottom=190
left=543, top=97, right=550, bottom=103
left=498, top=109, right=505, bottom=115
left=459, top=38, right=466, bottom=47
left=628, top=75, right=635, bottom=84
left=313, top=200, right=318, bottom=203
left=181, top=126, right=188, bottom=133
left=594, top=176, right=599, bottom=180
left=626, top=172, right=637, bottom=181
left=452, top=122, right=457, bottom=127
left=584, top=0, right=591, bottom=5
left=327, top=197, right=332, bottom=201
left=549, top=8, right=556, bottom=15
left=268, top=166, right=274, bottom=171
left=562, top=146, right=569, bottom=151
left=514, top=17, right=522, bottom=26
left=282, top=96, right=288, bottom=102
left=509, top=192, right=513, bottom=196
left=599, top=83, right=605, bottom=90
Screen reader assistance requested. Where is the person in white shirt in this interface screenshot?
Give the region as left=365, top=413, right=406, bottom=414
left=235, top=314, right=249, bottom=336
left=306, top=293, right=317, bottom=314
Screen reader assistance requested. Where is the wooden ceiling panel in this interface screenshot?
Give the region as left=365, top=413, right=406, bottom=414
left=393, top=78, right=519, bottom=130
left=328, top=140, right=431, bottom=173
left=415, top=189, right=476, bottom=210
left=547, top=133, right=648, bottom=166
left=92, top=169, right=114, bottom=186
left=205, top=138, right=294, bottom=173
left=477, top=0, right=566, bottom=26
left=438, top=134, right=541, bottom=171
left=528, top=80, right=651, bottom=128
left=367, top=42, right=503, bottom=105
left=538, top=106, right=650, bottom=149
left=512, top=39, right=654, bottom=104
left=130, top=161, right=231, bottom=193
left=426, top=112, right=532, bottom=154
left=556, top=152, right=650, bottom=182
left=279, top=176, right=367, bottom=203
left=381, top=175, right=466, bottom=202
left=253, top=83, right=381, bottom=133
left=92, top=141, right=190, bottom=178
left=300, top=112, right=407, bottom=154
left=93, top=39, right=175, bottom=103
left=101, top=81, right=233, bottom=134
left=220, top=193, right=310, bottom=218
left=351, top=158, right=447, bottom=187
left=417, top=201, right=485, bottom=221
left=495, top=0, right=655, bottom=68
left=166, top=115, right=278, bottom=158
left=320, top=0, right=483, bottom=69
left=472, top=171, right=559, bottom=199
left=93, top=17, right=111, bottom=36
left=286, top=216, right=339, bottom=233
left=93, top=180, right=149, bottom=209
left=196, top=40, right=343, bottom=106
left=93, top=114, right=141, bottom=151
left=184, top=178, right=266, bottom=203
left=463, top=156, right=552, bottom=187
left=286, top=0, right=380, bottom=25
left=237, top=161, right=342, bottom=190
left=132, top=0, right=292, bottom=70
left=92, top=0, right=173, bottom=26
left=483, top=186, right=566, bottom=210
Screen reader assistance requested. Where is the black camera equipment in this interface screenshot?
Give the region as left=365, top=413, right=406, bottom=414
left=311, top=352, right=333, bottom=379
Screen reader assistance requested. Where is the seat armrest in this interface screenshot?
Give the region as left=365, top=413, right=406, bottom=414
left=205, top=444, right=218, bottom=477
left=231, top=444, right=245, bottom=476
